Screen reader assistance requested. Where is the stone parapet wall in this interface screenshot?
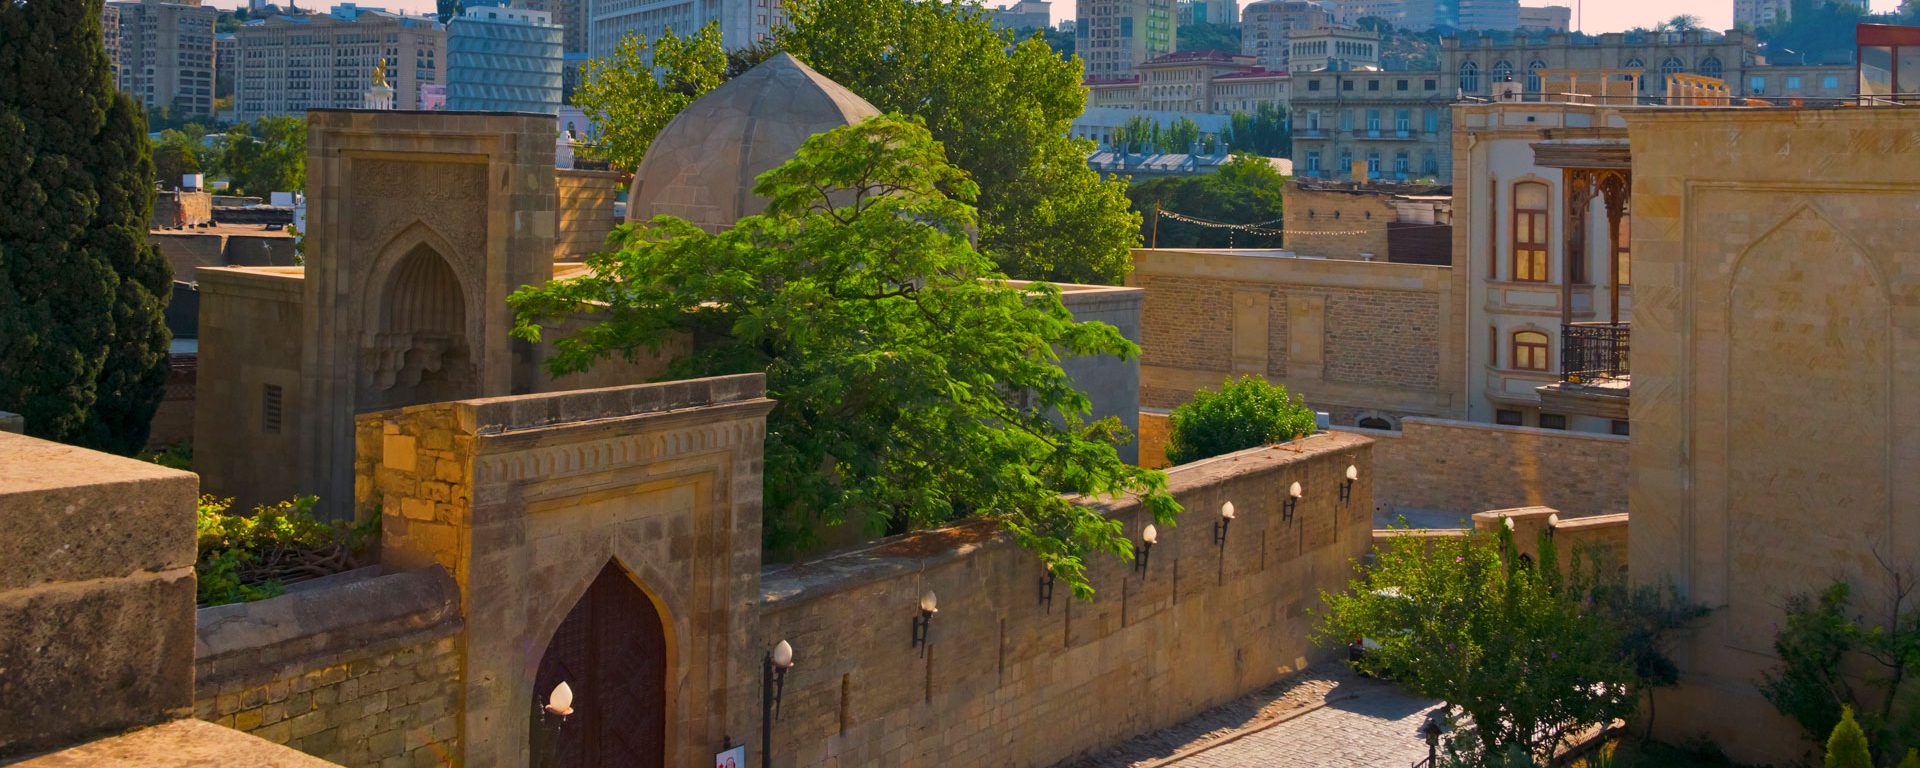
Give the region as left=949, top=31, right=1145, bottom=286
left=554, top=168, right=622, bottom=262
left=1281, top=183, right=1395, bottom=260
left=1131, top=248, right=1462, bottom=426
left=1348, top=417, right=1627, bottom=519
left=1370, top=506, right=1630, bottom=573
left=760, top=431, right=1376, bottom=767
left=193, top=567, right=463, bottom=768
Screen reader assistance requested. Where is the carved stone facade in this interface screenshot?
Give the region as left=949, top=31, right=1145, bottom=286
left=1627, top=108, right=1920, bottom=763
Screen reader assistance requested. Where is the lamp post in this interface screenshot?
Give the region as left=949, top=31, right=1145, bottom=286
left=762, top=640, right=794, bottom=768
left=1419, top=711, right=1446, bottom=767
left=1282, top=481, right=1303, bottom=524
left=1213, top=501, right=1235, bottom=548
left=1134, top=524, right=1158, bottom=575
left=912, top=590, right=938, bottom=654
left=1340, top=464, right=1358, bottom=504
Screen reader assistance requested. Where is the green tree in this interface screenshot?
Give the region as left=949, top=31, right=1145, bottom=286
left=0, top=0, right=173, bottom=453
left=1762, top=573, right=1920, bottom=763
left=1830, top=706, right=1876, bottom=768
left=508, top=115, right=1177, bottom=595
left=1899, top=748, right=1920, bottom=768
left=573, top=24, right=728, bottom=172
left=1127, top=153, right=1287, bottom=249
left=215, top=116, right=305, bottom=197
left=1316, top=528, right=1652, bottom=762
left=1223, top=102, right=1290, bottom=157
left=1176, top=21, right=1240, bottom=53
left=1163, top=375, right=1314, bottom=465
left=778, top=0, right=1140, bottom=285
left=152, top=128, right=203, bottom=189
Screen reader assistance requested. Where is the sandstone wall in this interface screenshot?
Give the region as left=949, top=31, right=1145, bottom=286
left=193, top=266, right=307, bottom=510
left=1132, top=248, right=1462, bottom=426
left=1282, top=183, right=1395, bottom=260
left=760, top=432, right=1375, bottom=767
left=554, top=168, right=622, bottom=262
left=1348, top=417, right=1627, bottom=519
left=193, top=568, right=463, bottom=768
left=1369, top=506, right=1629, bottom=573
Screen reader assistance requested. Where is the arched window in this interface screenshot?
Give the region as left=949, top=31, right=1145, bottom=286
left=1699, top=55, right=1723, bottom=79
left=1512, top=330, right=1550, bottom=371
left=1512, top=181, right=1550, bottom=282
left=1526, top=60, right=1546, bottom=93
left=1492, top=59, right=1514, bottom=85
left=1660, top=56, right=1686, bottom=77
left=1622, top=57, right=1644, bottom=71
left=1357, top=416, right=1395, bottom=430
left=1459, top=60, right=1480, bottom=93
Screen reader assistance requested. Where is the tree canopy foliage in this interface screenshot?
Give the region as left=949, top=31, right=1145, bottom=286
left=1224, top=103, right=1291, bottom=157
left=216, top=116, right=305, bottom=197
left=1126, top=154, right=1287, bottom=249
left=1762, top=572, right=1920, bottom=764
left=1176, top=22, right=1241, bottom=54
left=574, top=0, right=1141, bottom=285
left=509, top=116, right=1177, bottom=596
left=1163, top=375, right=1315, bottom=465
left=152, top=128, right=206, bottom=190
left=0, top=0, right=172, bottom=453
left=1317, top=527, right=1702, bottom=763
left=572, top=24, right=728, bottom=172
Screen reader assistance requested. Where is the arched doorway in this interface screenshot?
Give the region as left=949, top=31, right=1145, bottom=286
left=530, top=561, right=668, bottom=768
left=363, top=243, right=474, bottom=411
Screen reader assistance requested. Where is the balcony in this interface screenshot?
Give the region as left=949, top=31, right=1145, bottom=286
left=1561, top=322, right=1628, bottom=384
left=1351, top=128, right=1420, bottom=140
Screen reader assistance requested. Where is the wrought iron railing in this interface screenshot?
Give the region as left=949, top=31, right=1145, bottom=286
left=1561, top=322, right=1629, bottom=383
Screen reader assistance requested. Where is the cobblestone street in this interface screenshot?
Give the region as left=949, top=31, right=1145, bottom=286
left=1061, top=667, right=1443, bottom=768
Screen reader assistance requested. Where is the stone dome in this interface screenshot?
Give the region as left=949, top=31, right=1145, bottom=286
left=625, top=52, right=881, bottom=231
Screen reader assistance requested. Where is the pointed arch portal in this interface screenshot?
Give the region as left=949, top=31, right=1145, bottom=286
left=531, top=561, right=668, bottom=768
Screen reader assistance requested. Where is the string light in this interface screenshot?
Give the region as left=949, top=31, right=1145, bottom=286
left=1152, top=208, right=1454, bottom=237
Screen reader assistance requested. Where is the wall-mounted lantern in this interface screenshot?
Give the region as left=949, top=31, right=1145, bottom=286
left=1545, top=513, right=1559, bottom=540
left=1282, top=481, right=1303, bottom=524
left=1340, top=464, right=1358, bottom=504
left=1214, top=501, right=1235, bottom=548
left=543, top=681, right=575, bottom=718
left=1038, top=563, right=1056, bottom=612
left=1134, top=524, right=1158, bottom=575
left=762, top=640, right=795, bottom=768
left=911, top=590, right=938, bottom=654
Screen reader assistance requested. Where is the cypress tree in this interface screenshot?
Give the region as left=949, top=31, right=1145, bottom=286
left=0, top=0, right=172, bottom=453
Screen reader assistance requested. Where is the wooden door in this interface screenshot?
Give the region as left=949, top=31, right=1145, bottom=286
left=531, top=561, right=667, bottom=768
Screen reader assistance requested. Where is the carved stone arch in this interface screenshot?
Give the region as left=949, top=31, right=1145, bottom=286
left=528, top=558, right=674, bottom=768
left=359, top=221, right=485, bottom=409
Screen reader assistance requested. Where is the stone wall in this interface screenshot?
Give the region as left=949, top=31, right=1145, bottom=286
left=760, top=432, right=1375, bottom=767
left=554, top=168, right=622, bottom=262
left=1132, top=248, right=1463, bottom=426
left=194, top=266, right=306, bottom=511
left=0, top=432, right=198, bottom=758
left=146, top=353, right=197, bottom=450
left=156, top=189, right=214, bottom=228
left=1625, top=108, right=1920, bottom=763
left=194, top=568, right=463, bottom=768
left=153, top=232, right=299, bottom=283
left=1369, top=506, right=1629, bottom=573
left=1281, top=183, right=1395, bottom=260
left=1348, top=417, right=1627, bottom=519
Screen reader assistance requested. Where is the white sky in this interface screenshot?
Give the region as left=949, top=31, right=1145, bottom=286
left=202, top=0, right=1905, bottom=34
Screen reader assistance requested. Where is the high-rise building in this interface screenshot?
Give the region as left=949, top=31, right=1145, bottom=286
left=589, top=0, right=783, bottom=60
left=1326, top=0, right=1401, bottom=25
left=102, top=4, right=122, bottom=82
left=984, top=0, right=1054, bottom=31
left=233, top=6, right=445, bottom=121
left=214, top=31, right=236, bottom=103
left=106, top=0, right=219, bottom=117
left=1241, top=0, right=1331, bottom=71
left=1516, top=4, right=1570, bottom=33
left=1400, top=0, right=1516, bottom=30
left=1733, top=0, right=1789, bottom=30
left=1077, top=0, right=1177, bottom=81
left=447, top=2, right=564, bottom=114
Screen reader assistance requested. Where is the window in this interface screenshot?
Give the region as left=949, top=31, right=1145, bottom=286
left=1367, top=79, right=1380, bottom=91
left=1660, top=56, right=1685, bottom=78
left=1307, top=110, right=1321, bottom=130
left=1306, top=151, right=1321, bottom=174
left=1424, top=110, right=1439, bottom=133
left=1395, top=109, right=1410, bottom=132
left=1610, top=419, right=1630, bottom=436
left=1512, top=181, right=1550, bottom=282
left=1458, top=61, right=1479, bottom=92
left=1393, top=152, right=1408, bottom=175
left=1308, top=79, right=1321, bottom=91
left=1700, top=55, right=1722, bottom=79
left=1424, top=78, right=1437, bottom=90
left=1367, top=151, right=1381, bottom=176
left=1526, top=60, right=1545, bottom=93
left=1785, top=75, right=1802, bottom=90
left=1496, top=409, right=1524, bottom=426
left=1342, top=79, right=1354, bottom=91
left=1339, top=110, right=1352, bottom=131
left=1396, top=78, right=1408, bottom=91
left=1824, top=75, right=1840, bottom=90
left=1512, top=331, right=1550, bottom=371
left=1750, top=75, right=1766, bottom=94
left=1492, top=59, right=1513, bottom=85
left=262, top=384, right=283, bottom=433
left=1539, top=413, right=1568, bottom=430
left=1358, top=416, right=1394, bottom=430
left=1366, top=108, right=1380, bottom=131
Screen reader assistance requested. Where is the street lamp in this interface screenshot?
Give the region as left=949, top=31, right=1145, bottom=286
left=1213, top=501, right=1235, bottom=548
left=1134, top=524, right=1158, bottom=575
left=543, top=681, right=574, bottom=718
left=1419, top=711, right=1447, bottom=766
left=912, top=590, right=938, bottom=654
left=1282, top=481, right=1303, bottom=524
left=1340, top=464, right=1358, bottom=504
left=762, top=640, right=794, bottom=768
left=1038, top=562, right=1056, bottom=612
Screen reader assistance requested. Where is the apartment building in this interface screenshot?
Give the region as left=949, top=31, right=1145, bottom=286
left=985, top=0, right=1054, bottom=30
left=447, top=3, right=564, bottom=114
left=1287, top=26, right=1379, bottom=72
left=1086, top=49, right=1290, bottom=112
left=1077, top=0, right=1178, bottom=81
left=234, top=7, right=445, bottom=121
left=1240, top=0, right=1331, bottom=71
left=590, top=0, right=782, bottom=59
left=107, top=0, right=219, bottom=117
left=1289, top=68, right=1451, bottom=181
left=1516, top=5, right=1569, bottom=33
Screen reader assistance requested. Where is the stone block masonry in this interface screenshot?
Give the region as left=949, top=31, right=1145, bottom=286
left=759, top=431, right=1376, bottom=767
left=1348, top=417, right=1627, bottom=520
left=194, top=567, right=463, bottom=768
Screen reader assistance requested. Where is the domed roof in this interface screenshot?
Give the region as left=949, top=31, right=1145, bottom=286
left=625, top=53, right=881, bottom=231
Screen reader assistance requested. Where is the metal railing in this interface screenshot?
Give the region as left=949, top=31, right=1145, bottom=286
left=1561, top=322, right=1629, bottom=383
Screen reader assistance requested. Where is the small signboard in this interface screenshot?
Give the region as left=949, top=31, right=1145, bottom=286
left=716, top=744, right=746, bottom=768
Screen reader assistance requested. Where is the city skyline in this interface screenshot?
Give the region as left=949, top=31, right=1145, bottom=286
left=198, top=0, right=1905, bottom=34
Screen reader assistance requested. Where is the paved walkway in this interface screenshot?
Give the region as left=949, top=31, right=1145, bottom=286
left=1059, top=667, right=1443, bottom=768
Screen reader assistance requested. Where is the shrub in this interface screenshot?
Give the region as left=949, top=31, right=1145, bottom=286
left=195, top=495, right=377, bottom=606
left=1164, top=375, right=1316, bottom=466
left=1828, top=706, right=1873, bottom=768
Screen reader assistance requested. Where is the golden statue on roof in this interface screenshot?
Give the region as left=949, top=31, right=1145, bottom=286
left=372, top=58, right=389, bottom=89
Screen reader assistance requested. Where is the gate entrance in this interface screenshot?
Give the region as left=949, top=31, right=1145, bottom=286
left=530, top=561, right=667, bottom=768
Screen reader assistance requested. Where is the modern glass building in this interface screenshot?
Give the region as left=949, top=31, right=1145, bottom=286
left=446, top=2, right=564, bottom=115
